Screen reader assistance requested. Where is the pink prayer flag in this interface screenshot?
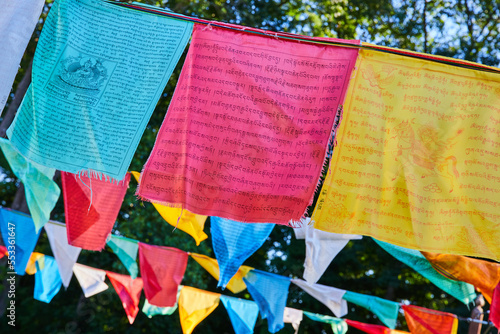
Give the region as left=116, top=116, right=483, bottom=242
left=345, top=319, right=391, bottom=334
left=137, top=24, right=359, bottom=224
left=138, top=242, right=188, bottom=307
left=491, top=283, right=500, bottom=329
left=106, top=271, right=143, bottom=324
left=62, top=172, right=130, bottom=251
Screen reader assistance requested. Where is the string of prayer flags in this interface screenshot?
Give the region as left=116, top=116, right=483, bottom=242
left=303, top=312, right=348, bottom=334
left=131, top=171, right=208, bottom=245
left=107, top=235, right=139, bottom=279
left=491, top=284, right=500, bottom=329
left=0, top=0, right=45, bottom=113
left=294, top=217, right=362, bottom=284
left=44, top=223, right=81, bottom=288
left=312, top=47, right=500, bottom=261
left=402, top=305, right=458, bottom=334
left=72, top=263, right=108, bottom=298
left=142, top=287, right=181, bottom=318
left=284, top=307, right=303, bottom=334
left=291, top=279, right=348, bottom=318
left=106, top=271, right=143, bottom=324
left=0, top=208, right=41, bottom=275
left=342, top=291, right=400, bottom=329
left=6, top=0, right=193, bottom=181
left=374, top=239, right=476, bottom=304
left=211, top=217, right=274, bottom=289
left=34, top=255, right=62, bottom=303
left=61, top=171, right=130, bottom=250
left=190, top=253, right=253, bottom=294
left=243, top=269, right=291, bottom=333
left=220, top=295, right=260, bottom=334
left=26, top=252, right=45, bottom=275
left=178, top=286, right=221, bottom=334
left=138, top=242, right=188, bottom=307
left=421, top=252, right=500, bottom=303
left=0, top=138, right=60, bottom=232
left=137, top=24, right=359, bottom=224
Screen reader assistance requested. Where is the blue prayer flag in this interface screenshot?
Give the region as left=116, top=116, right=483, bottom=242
left=220, top=295, right=259, bottom=334
left=34, top=255, right=62, bottom=303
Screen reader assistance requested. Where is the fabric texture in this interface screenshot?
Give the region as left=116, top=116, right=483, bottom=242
left=190, top=253, right=252, bottom=294
left=62, top=171, right=130, bottom=250
left=0, top=208, right=41, bottom=275
left=211, top=217, right=274, bottom=289
left=402, top=305, right=458, bottom=334
left=345, top=319, right=391, bottom=334
left=137, top=24, right=359, bottom=224
left=490, top=283, right=500, bottom=329
left=243, top=269, right=291, bottom=333
left=142, top=286, right=181, bottom=318
left=107, top=234, right=139, bottom=279
left=178, top=286, right=220, bottom=334
left=0, top=138, right=60, bottom=232
left=26, top=252, right=45, bottom=275
left=138, top=242, right=188, bottom=307
left=343, top=291, right=400, bottom=329
left=106, top=271, right=143, bottom=324
left=44, top=223, right=81, bottom=288
left=291, top=279, right=348, bottom=318
left=303, top=311, right=348, bottom=334
left=220, top=295, right=259, bottom=334
left=284, top=307, right=303, bottom=334
left=73, top=263, right=108, bottom=298
left=374, top=239, right=476, bottom=305
left=34, top=255, right=62, bottom=303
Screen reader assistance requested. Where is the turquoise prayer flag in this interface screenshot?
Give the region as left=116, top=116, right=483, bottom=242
left=6, top=0, right=193, bottom=181
left=107, top=235, right=139, bottom=279
left=220, top=295, right=259, bottom=334
left=343, top=291, right=399, bottom=329
left=0, top=208, right=41, bottom=275
left=303, top=311, right=348, bottom=334
left=0, top=138, right=60, bottom=232
left=34, top=255, right=62, bottom=303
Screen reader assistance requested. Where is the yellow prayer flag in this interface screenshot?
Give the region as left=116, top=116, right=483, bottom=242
left=190, top=253, right=253, bottom=294
left=179, top=286, right=220, bottom=334
left=131, top=171, right=208, bottom=245
left=313, top=48, right=500, bottom=260
left=25, top=252, right=45, bottom=275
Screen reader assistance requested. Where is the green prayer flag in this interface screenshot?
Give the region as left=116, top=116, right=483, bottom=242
left=107, top=235, right=139, bottom=279
left=303, top=311, right=348, bottom=334
left=343, top=291, right=399, bottom=329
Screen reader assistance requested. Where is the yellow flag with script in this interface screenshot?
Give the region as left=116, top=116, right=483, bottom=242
left=313, top=47, right=500, bottom=260
left=179, top=286, right=220, bottom=334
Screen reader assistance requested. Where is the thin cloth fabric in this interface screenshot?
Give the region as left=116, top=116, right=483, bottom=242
left=345, top=319, right=392, bottom=334
left=490, top=283, right=500, bottom=329
left=44, top=223, right=81, bottom=288
left=6, top=0, right=193, bottom=181
left=106, top=271, right=143, bottom=324
left=190, top=253, right=253, bottom=294
left=343, top=291, right=400, bottom=329
left=138, top=242, right=188, bottom=307
left=243, top=269, right=291, bottom=333
left=131, top=171, right=208, bottom=245
left=0, top=208, right=41, bottom=275
left=374, top=239, right=476, bottom=305
left=142, top=287, right=181, bottom=318
left=178, top=286, right=220, bottom=334
left=0, top=245, right=6, bottom=258
left=34, top=255, right=62, bottom=303
left=421, top=251, right=500, bottom=303
left=312, top=47, right=500, bottom=261
left=402, top=305, right=458, bottom=334
left=61, top=172, right=130, bottom=250
left=303, top=311, right=348, bottom=334
left=107, top=235, right=139, bottom=279
left=26, top=252, right=45, bottom=275
left=284, top=307, right=303, bottom=334
left=291, top=279, right=348, bottom=318
left=73, top=263, right=108, bottom=298
left=220, top=295, right=259, bottom=334
left=293, top=217, right=362, bottom=284
left=137, top=24, right=359, bottom=224
left=0, top=138, right=60, bottom=232
left=211, top=217, right=274, bottom=289
left=0, top=0, right=45, bottom=113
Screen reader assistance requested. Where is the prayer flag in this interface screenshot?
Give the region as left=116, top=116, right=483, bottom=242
left=0, top=138, right=60, bottom=232
left=211, top=217, right=274, bottom=289
left=34, top=255, right=62, bottom=303
left=107, top=235, right=139, bottom=279
left=303, top=311, right=348, bottom=334
left=243, top=269, right=291, bottom=333
left=0, top=245, right=7, bottom=259
left=343, top=291, right=400, bottom=329
left=220, top=295, right=259, bottom=334
left=142, top=287, right=181, bottom=318
left=73, top=263, right=108, bottom=298
left=291, top=279, right=348, bottom=318
left=313, top=47, right=500, bottom=261
left=345, top=319, right=391, bottom=334
left=490, top=283, right=500, bottom=329
left=284, top=307, right=303, bottom=334
left=178, top=286, right=220, bottom=334
left=106, top=271, right=143, bottom=324
left=6, top=0, right=193, bottom=181
left=26, top=252, right=45, bottom=275
left=402, top=305, right=458, bottom=334
left=138, top=242, right=188, bottom=307
left=62, top=171, right=130, bottom=250
left=137, top=24, right=359, bottom=223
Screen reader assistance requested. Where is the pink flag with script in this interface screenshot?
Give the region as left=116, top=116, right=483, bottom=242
left=138, top=24, right=359, bottom=224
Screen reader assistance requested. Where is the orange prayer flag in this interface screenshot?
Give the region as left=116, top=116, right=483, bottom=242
left=402, top=305, right=458, bottom=334
left=25, top=252, right=45, bottom=275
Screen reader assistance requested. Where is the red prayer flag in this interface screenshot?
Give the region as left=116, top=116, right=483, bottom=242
left=106, top=271, right=143, bottom=324
left=346, top=319, right=391, bottom=334
left=402, top=305, right=458, bottom=334
left=0, top=245, right=7, bottom=259
left=139, top=242, right=188, bottom=307
left=62, top=172, right=130, bottom=251
left=491, top=283, right=500, bottom=329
